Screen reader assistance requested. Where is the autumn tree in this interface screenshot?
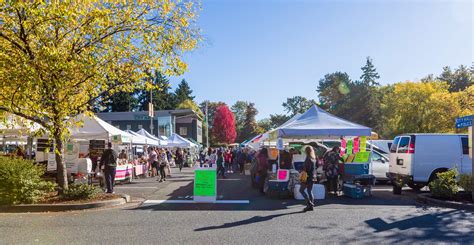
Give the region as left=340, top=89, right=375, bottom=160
left=211, top=105, right=236, bottom=144
left=200, top=101, right=225, bottom=145
left=0, top=1, right=200, bottom=190
left=380, top=81, right=463, bottom=138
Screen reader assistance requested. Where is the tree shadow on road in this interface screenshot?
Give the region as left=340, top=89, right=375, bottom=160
left=194, top=211, right=305, bottom=231
left=358, top=209, right=474, bottom=243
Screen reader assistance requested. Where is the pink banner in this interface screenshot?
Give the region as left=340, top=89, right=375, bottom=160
left=341, top=138, right=346, bottom=155
left=354, top=137, right=359, bottom=153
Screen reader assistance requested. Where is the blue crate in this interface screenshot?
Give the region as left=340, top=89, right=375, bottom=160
left=343, top=184, right=364, bottom=199
left=267, top=180, right=289, bottom=192
left=344, top=163, right=369, bottom=176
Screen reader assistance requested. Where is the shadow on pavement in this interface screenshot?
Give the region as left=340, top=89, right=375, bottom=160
left=359, top=209, right=474, bottom=243
left=194, top=211, right=305, bottom=231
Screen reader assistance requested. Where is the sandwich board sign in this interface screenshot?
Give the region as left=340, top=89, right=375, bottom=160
left=194, top=167, right=217, bottom=203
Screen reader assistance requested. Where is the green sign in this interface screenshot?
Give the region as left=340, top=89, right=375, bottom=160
left=194, top=170, right=216, bottom=197
left=66, top=143, right=74, bottom=153
left=354, top=152, right=370, bottom=163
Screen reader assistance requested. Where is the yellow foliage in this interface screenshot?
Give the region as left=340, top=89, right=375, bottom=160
left=381, top=80, right=465, bottom=137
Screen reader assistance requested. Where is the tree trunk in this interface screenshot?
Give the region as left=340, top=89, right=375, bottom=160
left=54, top=129, right=68, bottom=192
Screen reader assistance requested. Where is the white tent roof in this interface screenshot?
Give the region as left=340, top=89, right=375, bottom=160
left=0, top=115, right=43, bottom=138
left=125, top=130, right=159, bottom=146
left=167, top=133, right=197, bottom=148
left=135, top=129, right=168, bottom=146
left=69, top=114, right=135, bottom=143
left=277, top=105, right=372, bottom=138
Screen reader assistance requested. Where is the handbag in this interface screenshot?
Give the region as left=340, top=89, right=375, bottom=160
left=300, top=170, right=308, bottom=183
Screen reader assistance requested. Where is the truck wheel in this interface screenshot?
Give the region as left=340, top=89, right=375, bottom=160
left=393, top=185, right=402, bottom=195
left=408, top=183, right=425, bottom=191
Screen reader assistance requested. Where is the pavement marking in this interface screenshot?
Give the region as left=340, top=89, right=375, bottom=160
left=143, top=199, right=250, bottom=204
left=114, top=186, right=158, bottom=189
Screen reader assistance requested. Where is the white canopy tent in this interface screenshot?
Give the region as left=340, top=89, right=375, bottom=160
left=167, top=133, right=197, bottom=149
left=125, top=130, right=160, bottom=146
left=247, top=113, right=302, bottom=149
left=135, top=128, right=168, bottom=146
left=278, top=105, right=372, bottom=139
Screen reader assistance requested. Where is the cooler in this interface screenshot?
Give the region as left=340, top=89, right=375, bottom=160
left=344, top=163, right=369, bottom=176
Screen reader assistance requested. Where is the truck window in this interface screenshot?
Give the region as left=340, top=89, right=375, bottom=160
left=461, top=137, right=469, bottom=155
left=397, top=137, right=410, bottom=153
left=390, top=137, right=400, bottom=153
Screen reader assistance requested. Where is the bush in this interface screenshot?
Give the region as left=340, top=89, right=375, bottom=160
left=0, top=156, right=56, bottom=205
left=61, top=183, right=98, bottom=200
left=429, top=168, right=459, bottom=199
left=458, top=174, right=473, bottom=193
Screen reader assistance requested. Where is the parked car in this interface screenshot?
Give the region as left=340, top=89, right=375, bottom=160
left=370, top=151, right=389, bottom=183
left=387, top=134, right=470, bottom=191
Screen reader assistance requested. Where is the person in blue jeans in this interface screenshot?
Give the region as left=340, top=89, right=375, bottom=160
left=100, top=142, right=118, bottom=194
left=299, top=146, right=316, bottom=211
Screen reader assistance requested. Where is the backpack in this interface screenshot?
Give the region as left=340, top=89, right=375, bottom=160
left=105, top=149, right=118, bottom=167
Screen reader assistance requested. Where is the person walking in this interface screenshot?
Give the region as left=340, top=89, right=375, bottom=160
left=148, top=147, right=158, bottom=178
left=216, top=150, right=226, bottom=178
left=224, top=149, right=233, bottom=173
left=299, top=146, right=317, bottom=212
left=256, top=148, right=269, bottom=194
left=176, top=147, right=184, bottom=172
left=100, top=142, right=118, bottom=194
left=237, top=148, right=247, bottom=175
left=158, top=149, right=169, bottom=182
left=208, top=148, right=217, bottom=167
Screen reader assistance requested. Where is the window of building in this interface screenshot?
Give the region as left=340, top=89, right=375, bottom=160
left=179, top=127, right=188, bottom=136
left=138, top=125, right=143, bottom=130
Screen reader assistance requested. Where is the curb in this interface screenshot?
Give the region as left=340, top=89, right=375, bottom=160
left=416, top=193, right=474, bottom=211
left=0, top=194, right=130, bottom=213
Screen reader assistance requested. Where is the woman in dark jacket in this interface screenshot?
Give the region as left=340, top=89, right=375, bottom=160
left=257, top=148, right=269, bottom=194
left=300, top=146, right=316, bottom=211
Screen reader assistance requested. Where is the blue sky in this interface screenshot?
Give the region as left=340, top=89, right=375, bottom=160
left=169, top=0, right=472, bottom=119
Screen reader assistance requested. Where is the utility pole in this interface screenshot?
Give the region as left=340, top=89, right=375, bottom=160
left=206, top=101, right=209, bottom=148
left=149, top=83, right=154, bottom=136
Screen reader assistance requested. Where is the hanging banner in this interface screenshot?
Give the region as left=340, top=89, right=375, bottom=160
left=354, top=137, right=359, bottom=153
left=341, top=138, right=346, bottom=155
left=112, top=135, right=122, bottom=144
left=346, top=139, right=353, bottom=154
left=354, top=152, right=370, bottom=163
left=276, top=138, right=284, bottom=150
left=360, top=136, right=367, bottom=152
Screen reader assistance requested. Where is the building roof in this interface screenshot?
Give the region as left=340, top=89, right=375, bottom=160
left=96, top=109, right=202, bottom=121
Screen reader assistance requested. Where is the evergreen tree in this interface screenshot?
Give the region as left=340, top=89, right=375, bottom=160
left=360, top=56, right=380, bottom=86
left=174, top=79, right=195, bottom=105
left=438, top=65, right=473, bottom=92
left=231, top=101, right=249, bottom=140
left=138, top=70, right=175, bottom=111
left=101, top=91, right=139, bottom=112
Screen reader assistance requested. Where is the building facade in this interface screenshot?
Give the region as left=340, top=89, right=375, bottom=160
left=96, top=110, right=203, bottom=143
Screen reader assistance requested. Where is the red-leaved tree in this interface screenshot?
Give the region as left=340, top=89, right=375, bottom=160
left=212, top=105, right=237, bottom=144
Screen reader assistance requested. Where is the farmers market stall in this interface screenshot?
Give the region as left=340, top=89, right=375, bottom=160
left=263, top=105, right=375, bottom=199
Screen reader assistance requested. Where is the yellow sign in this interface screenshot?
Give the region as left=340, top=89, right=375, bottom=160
left=360, top=136, right=367, bottom=152
left=354, top=152, right=370, bottom=163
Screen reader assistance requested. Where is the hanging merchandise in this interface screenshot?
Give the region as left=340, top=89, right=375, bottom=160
left=353, top=137, right=359, bottom=153
left=360, top=136, right=367, bottom=152
left=340, top=138, right=346, bottom=155
left=346, top=139, right=353, bottom=155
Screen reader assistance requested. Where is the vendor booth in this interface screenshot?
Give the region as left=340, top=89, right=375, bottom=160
left=262, top=105, right=375, bottom=200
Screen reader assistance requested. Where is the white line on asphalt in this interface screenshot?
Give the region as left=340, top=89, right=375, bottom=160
left=143, top=199, right=250, bottom=204
left=114, top=187, right=157, bottom=189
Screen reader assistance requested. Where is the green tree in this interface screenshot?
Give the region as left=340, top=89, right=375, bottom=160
left=174, top=79, right=195, bottom=105
left=0, top=1, right=200, bottom=190
left=282, top=96, right=317, bottom=116
left=231, top=101, right=249, bottom=140
left=438, top=65, right=473, bottom=92
left=360, top=56, right=380, bottom=86
left=239, top=103, right=260, bottom=142
left=101, top=92, right=139, bottom=112
left=138, top=70, right=176, bottom=111
left=257, top=118, right=273, bottom=132
left=317, top=72, right=352, bottom=116
left=269, top=114, right=291, bottom=128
